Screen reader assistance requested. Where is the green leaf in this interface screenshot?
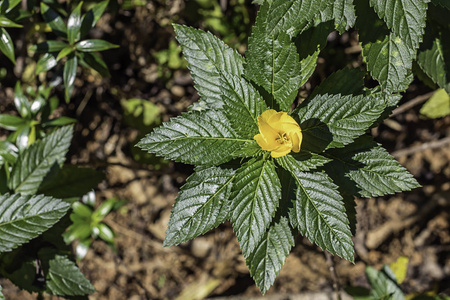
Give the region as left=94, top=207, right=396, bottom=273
left=67, top=2, right=83, bottom=44
left=56, top=46, right=74, bottom=61
left=366, top=266, right=405, bottom=300
left=14, top=82, right=31, bottom=118
left=230, top=159, right=281, bottom=256
left=0, top=28, right=15, bottom=64
left=276, top=151, right=331, bottom=172
left=245, top=31, right=302, bottom=112
left=1, top=0, right=21, bottom=13
left=0, top=114, right=26, bottom=130
left=174, top=24, right=244, bottom=109
left=137, top=110, right=250, bottom=166
left=75, top=39, right=118, bottom=52
left=220, top=73, right=268, bottom=138
left=369, top=0, right=429, bottom=54
left=309, top=68, right=365, bottom=98
left=36, top=53, right=58, bottom=74
left=39, top=251, right=96, bottom=296
left=316, top=0, right=356, bottom=33
left=0, top=193, right=70, bottom=253
left=325, top=136, right=420, bottom=198
left=0, top=141, right=18, bottom=164
left=92, top=198, right=116, bottom=222
left=40, top=3, right=67, bottom=38
left=0, top=284, right=4, bottom=300
left=78, top=51, right=110, bottom=77
left=164, top=166, right=236, bottom=247
left=254, top=0, right=331, bottom=37
left=296, top=93, right=386, bottom=150
left=356, top=1, right=414, bottom=92
left=245, top=217, right=295, bottom=294
left=42, top=116, right=76, bottom=127
left=31, top=41, right=68, bottom=53
left=416, top=34, right=450, bottom=93
left=63, top=54, right=78, bottom=102
left=80, top=0, right=109, bottom=38
left=281, top=166, right=354, bottom=261
left=38, top=166, right=104, bottom=199
left=97, top=223, right=114, bottom=243
left=8, top=126, right=73, bottom=195
left=0, top=16, right=22, bottom=28
left=420, top=89, right=450, bottom=118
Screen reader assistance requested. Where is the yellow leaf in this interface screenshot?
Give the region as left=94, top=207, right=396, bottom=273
left=389, top=256, right=409, bottom=284
left=420, top=89, right=450, bottom=119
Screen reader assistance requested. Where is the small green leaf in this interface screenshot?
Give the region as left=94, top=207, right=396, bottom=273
left=325, top=136, right=420, bottom=198
left=366, top=266, right=405, bottom=300
left=296, top=93, right=387, bottom=150
left=0, top=114, right=26, bottom=130
left=40, top=3, right=67, bottom=38
left=0, top=141, right=18, bottom=164
left=97, top=223, right=114, bottom=243
left=0, top=28, right=15, bottom=64
left=8, top=126, right=73, bottom=195
left=137, top=110, right=251, bottom=166
left=0, top=284, right=4, bottom=300
left=174, top=24, right=244, bottom=109
left=67, top=2, right=83, bottom=44
left=36, top=53, right=58, bottom=74
left=164, top=166, right=236, bottom=247
left=42, top=116, right=76, bottom=127
left=75, top=39, right=118, bottom=52
left=39, top=251, right=96, bottom=296
left=72, top=202, right=93, bottom=218
left=230, top=159, right=281, bottom=256
left=31, top=41, right=68, bottom=53
left=63, top=54, right=78, bottom=102
left=0, top=16, right=22, bottom=28
left=14, top=82, right=31, bottom=118
left=56, top=46, right=74, bottom=61
left=1, top=0, right=21, bottom=13
left=0, top=193, right=70, bottom=253
left=80, top=0, right=109, bottom=38
left=245, top=217, right=295, bottom=294
left=92, top=198, right=116, bottom=221
left=420, top=89, right=450, bottom=118
left=78, top=51, right=110, bottom=77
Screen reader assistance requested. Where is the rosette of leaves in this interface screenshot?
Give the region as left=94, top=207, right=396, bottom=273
left=31, top=0, right=118, bottom=102
left=138, top=0, right=420, bottom=294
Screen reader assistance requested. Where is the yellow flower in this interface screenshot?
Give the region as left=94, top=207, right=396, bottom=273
left=253, top=109, right=302, bottom=158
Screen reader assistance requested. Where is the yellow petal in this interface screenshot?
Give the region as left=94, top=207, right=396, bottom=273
left=271, top=147, right=292, bottom=158
left=290, top=130, right=302, bottom=153
left=254, top=133, right=270, bottom=150
left=259, top=109, right=278, bottom=123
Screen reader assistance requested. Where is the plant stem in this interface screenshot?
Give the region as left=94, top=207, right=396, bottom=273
left=325, top=251, right=342, bottom=300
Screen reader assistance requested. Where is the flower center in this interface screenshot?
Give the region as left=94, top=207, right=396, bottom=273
left=276, top=132, right=289, bottom=144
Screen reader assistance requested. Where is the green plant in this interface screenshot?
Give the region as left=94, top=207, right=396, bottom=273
left=63, top=192, right=124, bottom=260
left=345, top=257, right=450, bottom=300
left=0, top=124, right=105, bottom=297
left=0, top=0, right=26, bottom=64
left=134, top=0, right=450, bottom=294
left=32, top=0, right=118, bottom=101
left=0, top=82, right=75, bottom=151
